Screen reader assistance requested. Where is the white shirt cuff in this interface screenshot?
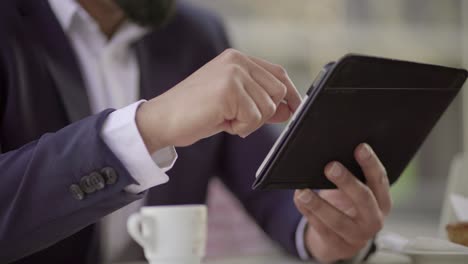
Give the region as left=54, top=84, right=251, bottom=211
left=295, top=216, right=374, bottom=263
left=295, top=216, right=310, bottom=260
left=100, top=100, right=178, bottom=194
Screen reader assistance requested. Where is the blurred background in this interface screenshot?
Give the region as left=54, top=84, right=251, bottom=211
left=185, top=0, right=468, bottom=258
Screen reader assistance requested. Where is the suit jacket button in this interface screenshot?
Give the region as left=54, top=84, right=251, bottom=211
left=89, top=172, right=105, bottom=190
left=70, top=184, right=85, bottom=200
left=101, top=167, right=118, bottom=185
left=80, top=175, right=96, bottom=194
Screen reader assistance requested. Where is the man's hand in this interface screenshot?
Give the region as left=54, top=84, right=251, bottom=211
left=136, top=48, right=302, bottom=153
left=294, top=143, right=392, bottom=263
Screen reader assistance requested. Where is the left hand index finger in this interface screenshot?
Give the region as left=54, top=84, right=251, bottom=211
left=247, top=56, right=302, bottom=112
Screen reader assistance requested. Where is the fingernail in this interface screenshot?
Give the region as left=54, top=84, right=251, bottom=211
left=298, top=189, right=313, bottom=203
left=328, top=162, right=342, bottom=178
left=359, top=144, right=372, bottom=160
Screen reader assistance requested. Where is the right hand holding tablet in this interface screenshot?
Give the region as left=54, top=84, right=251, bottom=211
left=136, top=48, right=302, bottom=153
left=294, top=144, right=392, bottom=263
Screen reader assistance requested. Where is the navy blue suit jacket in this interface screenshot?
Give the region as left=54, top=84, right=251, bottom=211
left=0, top=1, right=302, bottom=263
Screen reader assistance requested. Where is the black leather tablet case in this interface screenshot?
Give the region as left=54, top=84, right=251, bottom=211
left=253, top=54, right=468, bottom=190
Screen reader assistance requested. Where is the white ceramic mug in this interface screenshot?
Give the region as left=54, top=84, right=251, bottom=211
left=127, top=205, right=207, bottom=264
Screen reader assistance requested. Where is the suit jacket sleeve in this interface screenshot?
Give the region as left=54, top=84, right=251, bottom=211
left=0, top=110, right=144, bottom=262
left=0, top=14, right=145, bottom=262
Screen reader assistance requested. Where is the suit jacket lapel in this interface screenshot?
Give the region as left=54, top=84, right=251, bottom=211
left=20, top=0, right=91, bottom=123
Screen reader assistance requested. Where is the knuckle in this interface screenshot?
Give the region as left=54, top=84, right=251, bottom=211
left=264, top=101, right=276, bottom=118
left=230, top=125, right=242, bottom=137
left=222, top=48, right=243, bottom=62
left=272, top=83, right=287, bottom=100
left=249, top=109, right=262, bottom=125
left=273, top=64, right=288, bottom=79
left=238, top=124, right=253, bottom=137
left=219, top=76, right=239, bottom=101
left=220, top=78, right=233, bottom=95
left=226, top=64, right=244, bottom=77
left=220, top=78, right=235, bottom=95
left=357, top=186, right=373, bottom=203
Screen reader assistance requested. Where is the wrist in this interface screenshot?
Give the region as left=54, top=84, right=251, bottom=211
left=135, top=100, right=169, bottom=153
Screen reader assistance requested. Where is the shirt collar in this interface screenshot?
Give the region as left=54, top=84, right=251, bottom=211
left=48, top=0, right=148, bottom=46
left=48, top=0, right=80, bottom=31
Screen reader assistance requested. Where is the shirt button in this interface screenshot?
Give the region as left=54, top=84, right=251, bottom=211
left=70, top=184, right=85, bottom=201
left=80, top=175, right=97, bottom=194
left=101, top=167, right=118, bottom=185
left=89, top=172, right=105, bottom=190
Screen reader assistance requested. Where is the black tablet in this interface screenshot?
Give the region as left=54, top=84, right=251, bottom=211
left=253, top=54, right=468, bottom=190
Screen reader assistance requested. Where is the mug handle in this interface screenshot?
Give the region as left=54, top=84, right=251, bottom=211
left=127, top=213, right=155, bottom=249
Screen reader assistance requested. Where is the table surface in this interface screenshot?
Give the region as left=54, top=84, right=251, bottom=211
left=205, top=252, right=411, bottom=264
left=118, top=251, right=411, bottom=264
left=117, top=212, right=449, bottom=264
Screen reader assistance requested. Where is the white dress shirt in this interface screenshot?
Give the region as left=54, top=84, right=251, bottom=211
left=47, top=0, right=331, bottom=262
left=48, top=0, right=177, bottom=262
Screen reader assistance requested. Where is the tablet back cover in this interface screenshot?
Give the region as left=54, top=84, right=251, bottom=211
left=254, top=54, right=468, bottom=190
